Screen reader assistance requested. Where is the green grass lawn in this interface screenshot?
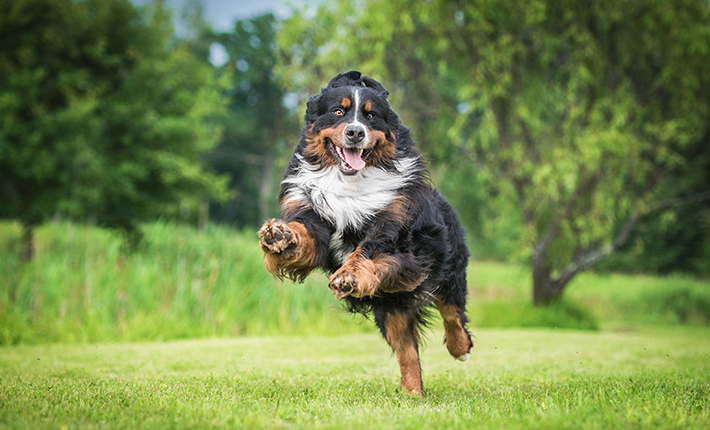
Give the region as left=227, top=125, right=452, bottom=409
left=2, top=327, right=709, bottom=429
left=2, top=221, right=710, bottom=428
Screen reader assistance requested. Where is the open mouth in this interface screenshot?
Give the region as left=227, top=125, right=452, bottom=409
left=328, top=139, right=374, bottom=175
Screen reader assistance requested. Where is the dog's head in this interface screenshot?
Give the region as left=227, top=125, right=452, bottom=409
left=301, top=71, right=399, bottom=175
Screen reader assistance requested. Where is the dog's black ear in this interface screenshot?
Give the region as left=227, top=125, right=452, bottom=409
left=326, top=70, right=362, bottom=89
left=361, top=76, right=389, bottom=100
left=305, top=94, right=321, bottom=123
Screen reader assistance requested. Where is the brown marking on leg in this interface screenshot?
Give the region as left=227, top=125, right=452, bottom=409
left=329, top=245, right=425, bottom=299
left=258, top=219, right=318, bottom=283
left=279, top=199, right=308, bottom=220
left=435, top=300, right=473, bottom=360
left=328, top=247, right=380, bottom=299
left=373, top=252, right=425, bottom=294
left=329, top=240, right=425, bottom=298
left=340, top=97, right=351, bottom=108
left=384, top=312, right=422, bottom=396
left=380, top=197, right=411, bottom=225
left=373, top=198, right=431, bottom=294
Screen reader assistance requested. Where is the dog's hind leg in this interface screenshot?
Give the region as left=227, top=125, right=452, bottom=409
left=376, top=310, right=422, bottom=395
left=435, top=299, right=473, bottom=361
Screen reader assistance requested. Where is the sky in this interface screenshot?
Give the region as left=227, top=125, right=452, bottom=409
left=133, top=0, right=312, bottom=32
left=182, top=0, right=311, bottom=31
left=131, top=0, right=316, bottom=66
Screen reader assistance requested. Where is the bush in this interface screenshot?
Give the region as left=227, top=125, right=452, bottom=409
left=642, top=287, right=710, bottom=325
left=473, top=299, right=599, bottom=330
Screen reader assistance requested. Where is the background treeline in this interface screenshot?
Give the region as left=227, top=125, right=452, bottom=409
left=2, top=0, right=708, bottom=276
left=1, top=0, right=710, bottom=343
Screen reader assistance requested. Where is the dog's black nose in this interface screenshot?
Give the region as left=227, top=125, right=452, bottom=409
left=344, top=125, right=365, bottom=143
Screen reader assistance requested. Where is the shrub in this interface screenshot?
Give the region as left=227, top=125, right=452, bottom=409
left=473, top=299, right=599, bottom=330
left=642, top=286, right=710, bottom=325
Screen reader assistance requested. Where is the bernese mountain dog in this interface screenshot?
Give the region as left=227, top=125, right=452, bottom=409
left=258, top=71, right=473, bottom=395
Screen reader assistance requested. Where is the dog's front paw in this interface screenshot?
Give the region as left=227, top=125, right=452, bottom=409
left=258, top=220, right=299, bottom=257
left=329, top=270, right=360, bottom=299
left=329, top=268, right=377, bottom=299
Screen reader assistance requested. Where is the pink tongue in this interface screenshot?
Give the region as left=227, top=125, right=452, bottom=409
left=342, top=148, right=366, bottom=170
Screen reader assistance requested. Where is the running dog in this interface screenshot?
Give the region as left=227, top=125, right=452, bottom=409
left=258, top=71, right=473, bottom=395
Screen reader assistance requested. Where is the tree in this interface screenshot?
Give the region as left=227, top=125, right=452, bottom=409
left=277, top=0, right=710, bottom=304
left=204, top=13, right=298, bottom=227
left=0, top=0, right=227, bottom=258
left=602, top=141, right=710, bottom=276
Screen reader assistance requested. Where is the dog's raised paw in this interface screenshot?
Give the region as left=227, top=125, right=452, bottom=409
left=328, top=270, right=360, bottom=299
left=258, top=220, right=298, bottom=256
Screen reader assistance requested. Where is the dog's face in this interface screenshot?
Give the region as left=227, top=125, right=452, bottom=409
left=302, top=71, right=398, bottom=175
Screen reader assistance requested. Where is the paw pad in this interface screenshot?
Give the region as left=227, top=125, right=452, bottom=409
left=329, top=270, right=360, bottom=299
left=259, top=220, right=298, bottom=255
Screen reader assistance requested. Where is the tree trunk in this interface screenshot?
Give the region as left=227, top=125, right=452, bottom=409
left=532, top=260, right=566, bottom=306
left=257, top=152, right=276, bottom=222
left=19, top=224, right=35, bottom=262
left=198, top=198, right=209, bottom=233
left=529, top=182, right=710, bottom=306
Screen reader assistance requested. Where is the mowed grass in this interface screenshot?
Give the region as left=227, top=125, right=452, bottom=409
left=1, top=327, right=709, bottom=429
left=2, top=221, right=710, bottom=428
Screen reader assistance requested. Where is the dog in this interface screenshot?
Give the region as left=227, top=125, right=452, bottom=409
left=258, top=71, right=473, bottom=395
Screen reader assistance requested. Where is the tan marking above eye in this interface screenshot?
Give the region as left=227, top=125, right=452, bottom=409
left=364, top=101, right=372, bottom=111
left=341, top=97, right=352, bottom=108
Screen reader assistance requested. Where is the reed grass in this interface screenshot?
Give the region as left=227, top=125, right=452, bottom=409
left=1, top=220, right=709, bottom=345
left=0, top=220, right=369, bottom=345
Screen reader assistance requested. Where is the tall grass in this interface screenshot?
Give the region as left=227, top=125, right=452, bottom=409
left=2, top=221, right=709, bottom=345
left=0, top=220, right=369, bottom=345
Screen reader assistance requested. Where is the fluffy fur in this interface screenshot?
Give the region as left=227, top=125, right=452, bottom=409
left=258, top=71, right=473, bottom=395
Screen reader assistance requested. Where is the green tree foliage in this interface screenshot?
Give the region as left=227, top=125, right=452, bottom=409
left=207, top=14, right=298, bottom=227
left=277, top=0, right=710, bottom=304
left=603, top=143, right=710, bottom=276
left=0, top=0, right=227, bottom=257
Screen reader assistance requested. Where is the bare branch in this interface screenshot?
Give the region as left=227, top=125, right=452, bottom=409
left=549, top=188, right=710, bottom=293
left=649, top=189, right=710, bottom=212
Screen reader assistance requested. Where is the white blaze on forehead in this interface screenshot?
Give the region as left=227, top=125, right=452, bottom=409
left=282, top=156, right=418, bottom=231
left=350, top=87, right=369, bottom=143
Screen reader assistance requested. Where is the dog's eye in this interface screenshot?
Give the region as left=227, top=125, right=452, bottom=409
left=366, top=112, right=375, bottom=119
left=333, top=108, right=344, bottom=116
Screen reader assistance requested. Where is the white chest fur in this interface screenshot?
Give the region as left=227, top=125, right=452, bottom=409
left=328, top=229, right=351, bottom=265
left=282, top=155, right=417, bottom=231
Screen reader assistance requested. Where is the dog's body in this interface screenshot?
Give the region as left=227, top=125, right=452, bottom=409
left=258, top=71, right=473, bottom=395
